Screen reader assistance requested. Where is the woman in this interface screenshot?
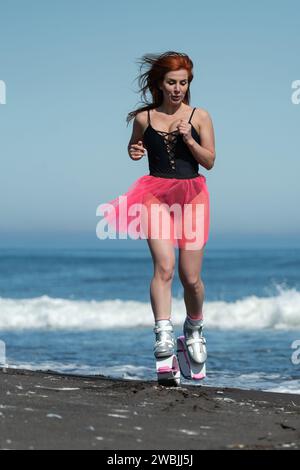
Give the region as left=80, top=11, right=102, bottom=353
left=103, top=51, right=215, bottom=367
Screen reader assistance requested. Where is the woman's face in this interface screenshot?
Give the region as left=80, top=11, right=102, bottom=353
left=159, top=69, right=189, bottom=105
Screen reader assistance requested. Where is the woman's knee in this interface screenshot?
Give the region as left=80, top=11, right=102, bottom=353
left=179, top=273, right=204, bottom=290
left=154, top=262, right=175, bottom=282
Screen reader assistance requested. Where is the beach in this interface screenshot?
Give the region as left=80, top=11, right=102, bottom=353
left=0, top=367, right=299, bottom=450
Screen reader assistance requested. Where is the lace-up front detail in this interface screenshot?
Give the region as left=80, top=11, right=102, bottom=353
left=143, top=107, right=201, bottom=179
left=154, top=129, right=179, bottom=170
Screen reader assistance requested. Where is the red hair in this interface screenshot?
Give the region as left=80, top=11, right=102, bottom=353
left=126, top=51, right=194, bottom=125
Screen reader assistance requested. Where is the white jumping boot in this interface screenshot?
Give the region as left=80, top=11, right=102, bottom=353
left=183, top=316, right=207, bottom=364
left=153, top=319, right=180, bottom=386
left=176, top=316, right=207, bottom=381
left=153, top=319, right=176, bottom=358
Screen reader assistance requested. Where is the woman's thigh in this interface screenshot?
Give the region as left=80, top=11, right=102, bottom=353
left=178, top=245, right=205, bottom=283
left=142, top=192, right=176, bottom=273
left=146, top=237, right=176, bottom=278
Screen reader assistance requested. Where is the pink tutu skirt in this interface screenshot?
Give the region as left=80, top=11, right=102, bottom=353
left=100, top=174, right=210, bottom=250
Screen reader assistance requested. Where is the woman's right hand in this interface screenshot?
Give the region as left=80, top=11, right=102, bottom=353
left=129, top=140, right=147, bottom=160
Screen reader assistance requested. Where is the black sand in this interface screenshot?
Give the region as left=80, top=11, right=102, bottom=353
left=0, top=367, right=300, bottom=450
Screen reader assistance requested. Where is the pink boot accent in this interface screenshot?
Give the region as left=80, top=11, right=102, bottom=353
left=187, top=312, right=203, bottom=321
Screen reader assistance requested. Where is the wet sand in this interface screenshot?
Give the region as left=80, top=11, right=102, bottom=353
left=0, top=367, right=299, bottom=450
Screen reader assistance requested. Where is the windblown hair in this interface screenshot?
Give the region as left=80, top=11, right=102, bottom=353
left=126, top=51, right=194, bottom=125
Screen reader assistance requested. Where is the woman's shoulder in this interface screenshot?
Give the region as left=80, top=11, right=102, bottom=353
left=194, top=106, right=211, bottom=120
left=134, top=109, right=149, bottom=127
left=133, top=109, right=150, bottom=135
left=193, top=107, right=213, bottom=131
left=191, top=107, right=213, bottom=137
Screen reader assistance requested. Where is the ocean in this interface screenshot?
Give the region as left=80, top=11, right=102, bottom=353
left=0, top=245, right=300, bottom=394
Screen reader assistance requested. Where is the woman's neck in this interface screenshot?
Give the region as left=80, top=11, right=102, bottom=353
left=156, top=102, right=186, bottom=115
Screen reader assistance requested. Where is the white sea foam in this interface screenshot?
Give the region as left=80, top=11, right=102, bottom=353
left=263, top=379, right=300, bottom=395
left=7, top=361, right=151, bottom=381
left=0, top=287, right=300, bottom=330
left=5, top=361, right=300, bottom=395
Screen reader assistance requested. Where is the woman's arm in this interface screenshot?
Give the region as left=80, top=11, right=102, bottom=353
left=186, top=109, right=216, bottom=170
left=128, top=113, right=147, bottom=160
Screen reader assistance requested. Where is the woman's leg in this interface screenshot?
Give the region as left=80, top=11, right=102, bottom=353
left=178, top=245, right=205, bottom=319
left=146, top=237, right=176, bottom=321
left=178, top=245, right=207, bottom=363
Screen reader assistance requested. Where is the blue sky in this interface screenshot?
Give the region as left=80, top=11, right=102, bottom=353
left=0, top=0, right=299, bottom=248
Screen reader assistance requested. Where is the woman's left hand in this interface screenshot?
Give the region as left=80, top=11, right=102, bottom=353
left=177, top=119, right=193, bottom=144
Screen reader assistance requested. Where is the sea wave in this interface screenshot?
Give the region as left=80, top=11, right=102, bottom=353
left=0, top=287, right=300, bottom=330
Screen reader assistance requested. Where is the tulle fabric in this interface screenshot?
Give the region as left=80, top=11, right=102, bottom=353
left=101, top=174, right=210, bottom=250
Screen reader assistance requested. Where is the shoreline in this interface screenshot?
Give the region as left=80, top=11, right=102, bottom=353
left=0, top=367, right=300, bottom=450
